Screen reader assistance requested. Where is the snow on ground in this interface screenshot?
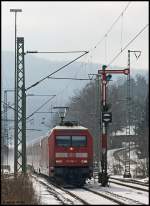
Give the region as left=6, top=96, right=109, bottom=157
left=107, top=147, right=124, bottom=175
left=108, top=182, right=148, bottom=204
left=112, top=126, right=136, bottom=136
left=67, top=188, right=117, bottom=205
left=1, top=169, right=10, bottom=174
left=107, top=146, right=148, bottom=178
left=137, top=177, right=149, bottom=183
left=31, top=176, right=61, bottom=205
left=111, top=183, right=148, bottom=205
left=86, top=178, right=149, bottom=205
left=31, top=175, right=85, bottom=205
left=31, top=174, right=149, bottom=205
left=8, top=148, right=14, bottom=173
left=109, top=176, right=149, bottom=190
left=30, top=145, right=148, bottom=205
left=97, top=147, right=149, bottom=204
left=110, top=175, right=149, bottom=184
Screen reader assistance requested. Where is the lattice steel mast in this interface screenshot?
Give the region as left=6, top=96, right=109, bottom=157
left=123, top=50, right=141, bottom=178
left=14, top=37, right=26, bottom=174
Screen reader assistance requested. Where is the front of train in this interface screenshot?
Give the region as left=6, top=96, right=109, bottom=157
left=49, top=122, right=93, bottom=186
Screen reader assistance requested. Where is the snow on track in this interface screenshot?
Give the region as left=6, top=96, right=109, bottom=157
left=109, top=178, right=149, bottom=192
left=85, top=180, right=148, bottom=205
left=32, top=176, right=61, bottom=205
left=109, top=182, right=148, bottom=205
left=31, top=174, right=87, bottom=205
left=31, top=173, right=148, bottom=205
left=65, top=188, right=117, bottom=205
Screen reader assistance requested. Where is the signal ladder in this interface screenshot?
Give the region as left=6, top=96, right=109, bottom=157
left=93, top=161, right=99, bottom=182
left=123, top=126, right=131, bottom=178
left=123, top=72, right=132, bottom=178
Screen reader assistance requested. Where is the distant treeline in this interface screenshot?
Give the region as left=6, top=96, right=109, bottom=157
left=52, top=74, right=149, bottom=161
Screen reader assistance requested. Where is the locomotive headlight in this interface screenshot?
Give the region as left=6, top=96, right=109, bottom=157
left=69, top=147, right=74, bottom=151
left=81, top=160, right=88, bottom=163
left=56, top=160, right=63, bottom=163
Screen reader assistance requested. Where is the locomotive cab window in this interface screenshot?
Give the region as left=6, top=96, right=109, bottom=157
left=56, top=136, right=71, bottom=146
left=55, top=135, right=87, bottom=147
left=72, top=136, right=87, bottom=147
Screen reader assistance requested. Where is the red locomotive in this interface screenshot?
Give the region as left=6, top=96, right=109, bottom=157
left=27, top=121, right=93, bottom=186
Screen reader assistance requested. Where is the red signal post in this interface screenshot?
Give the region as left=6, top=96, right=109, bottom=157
left=98, top=65, right=129, bottom=186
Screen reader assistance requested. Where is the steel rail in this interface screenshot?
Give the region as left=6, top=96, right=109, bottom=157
left=32, top=174, right=89, bottom=205
left=110, top=176, right=149, bottom=187
left=83, top=187, right=147, bottom=205
left=109, top=178, right=149, bottom=192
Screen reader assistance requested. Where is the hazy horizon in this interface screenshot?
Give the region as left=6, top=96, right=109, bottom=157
left=2, top=1, right=148, bottom=69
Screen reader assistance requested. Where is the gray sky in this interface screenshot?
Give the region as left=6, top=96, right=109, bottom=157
left=2, top=1, right=149, bottom=69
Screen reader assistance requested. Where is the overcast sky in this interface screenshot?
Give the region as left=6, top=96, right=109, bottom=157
left=2, top=1, right=149, bottom=69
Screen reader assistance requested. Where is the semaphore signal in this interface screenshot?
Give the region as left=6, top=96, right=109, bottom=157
left=98, top=64, right=130, bottom=187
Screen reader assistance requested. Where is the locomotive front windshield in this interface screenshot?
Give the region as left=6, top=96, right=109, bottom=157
left=56, top=136, right=71, bottom=147
left=56, top=136, right=87, bottom=147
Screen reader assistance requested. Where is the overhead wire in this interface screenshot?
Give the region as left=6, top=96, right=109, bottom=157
left=25, top=2, right=132, bottom=113
left=1, top=103, right=15, bottom=114
left=26, top=59, right=90, bottom=121
left=89, top=1, right=131, bottom=53
left=26, top=95, right=56, bottom=120
left=56, top=61, right=87, bottom=98
left=26, top=50, right=88, bottom=54
left=25, top=51, right=89, bottom=91
left=107, top=23, right=149, bottom=67
left=48, top=77, right=92, bottom=80
left=50, top=57, right=92, bottom=117
left=120, top=12, right=124, bottom=52
left=105, top=34, right=107, bottom=64
left=83, top=1, right=131, bottom=69
left=1, top=100, right=16, bottom=112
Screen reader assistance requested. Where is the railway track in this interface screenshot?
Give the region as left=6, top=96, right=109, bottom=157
left=109, top=177, right=149, bottom=192
left=32, top=174, right=121, bottom=205
left=4, top=172, right=148, bottom=204
left=110, top=176, right=149, bottom=186
left=83, top=186, right=147, bottom=205
left=32, top=174, right=89, bottom=205
left=33, top=173, right=148, bottom=205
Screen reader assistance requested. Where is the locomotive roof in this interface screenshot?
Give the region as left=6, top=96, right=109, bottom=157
left=27, top=126, right=88, bottom=146
left=52, top=125, right=88, bottom=130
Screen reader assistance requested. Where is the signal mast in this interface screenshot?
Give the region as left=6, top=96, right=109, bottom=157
left=98, top=65, right=130, bottom=186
